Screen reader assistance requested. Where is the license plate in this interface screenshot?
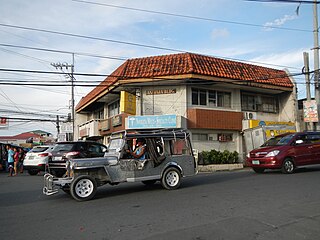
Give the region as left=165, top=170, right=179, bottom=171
left=53, top=156, right=62, bottom=161
left=252, top=160, right=260, bottom=165
left=28, top=156, right=34, bottom=160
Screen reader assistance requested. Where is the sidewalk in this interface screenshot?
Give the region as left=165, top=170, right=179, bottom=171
left=198, top=163, right=244, bottom=172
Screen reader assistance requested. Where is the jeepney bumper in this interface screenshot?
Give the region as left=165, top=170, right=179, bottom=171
left=43, top=173, right=73, bottom=196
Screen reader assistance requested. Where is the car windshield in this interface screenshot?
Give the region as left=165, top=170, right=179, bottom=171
left=108, top=138, right=124, bottom=151
left=261, top=134, right=295, bottom=147
left=52, top=144, right=74, bottom=152
left=30, top=147, right=50, bottom=153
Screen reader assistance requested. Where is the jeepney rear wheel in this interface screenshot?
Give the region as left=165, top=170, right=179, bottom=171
left=161, top=167, right=181, bottom=190
left=70, top=175, right=97, bottom=201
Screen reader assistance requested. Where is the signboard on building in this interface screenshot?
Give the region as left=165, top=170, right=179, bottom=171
left=0, top=117, right=8, bottom=129
left=146, top=89, right=176, bottom=95
left=303, top=100, right=319, bottom=122
left=128, top=115, right=177, bottom=129
left=248, top=120, right=296, bottom=138
left=120, top=91, right=136, bottom=115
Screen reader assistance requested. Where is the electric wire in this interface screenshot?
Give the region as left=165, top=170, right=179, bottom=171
left=72, top=0, right=312, bottom=32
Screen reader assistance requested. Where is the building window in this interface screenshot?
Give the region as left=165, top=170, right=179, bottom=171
left=192, top=88, right=231, bottom=108
left=192, top=133, right=208, bottom=141
left=108, top=100, right=120, bottom=117
left=192, top=88, right=207, bottom=106
left=241, top=93, right=278, bottom=113
left=217, top=133, right=233, bottom=142
left=94, top=108, right=104, bottom=119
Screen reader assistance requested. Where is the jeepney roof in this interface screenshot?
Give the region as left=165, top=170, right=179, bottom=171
left=111, top=128, right=190, bottom=139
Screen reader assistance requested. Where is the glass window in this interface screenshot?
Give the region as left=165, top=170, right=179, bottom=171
left=94, top=108, right=104, bottom=119
left=208, top=90, right=216, bottom=106
left=192, top=88, right=199, bottom=105
left=192, top=133, right=208, bottom=141
left=217, top=92, right=231, bottom=108
left=108, top=100, right=120, bottom=117
left=192, top=88, right=231, bottom=108
left=199, top=90, right=207, bottom=105
left=217, top=133, right=233, bottom=142
left=242, top=93, right=277, bottom=113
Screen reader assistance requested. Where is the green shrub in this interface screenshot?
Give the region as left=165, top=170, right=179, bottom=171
left=199, top=149, right=239, bottom=165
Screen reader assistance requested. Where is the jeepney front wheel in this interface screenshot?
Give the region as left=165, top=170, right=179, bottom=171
left=70, top=175, right=97, bottom=201
left=161, top=167, right=181, bottom=190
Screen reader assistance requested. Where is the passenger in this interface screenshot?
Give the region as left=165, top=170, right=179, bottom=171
left=127, top=138, right=147, bottom=160
left=7, top=146, right=14, bottom=177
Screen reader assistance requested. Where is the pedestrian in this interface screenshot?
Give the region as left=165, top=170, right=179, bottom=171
left=18, top=148, right=25, bottom=173
left=7, top=146, right=14, bottom=177
left=13, top=147, right=19, bottom=176
left=4, top=145, right=9, bottom=172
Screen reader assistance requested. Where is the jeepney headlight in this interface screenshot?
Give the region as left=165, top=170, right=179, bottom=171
left=265, top=150, right=280, bottom=157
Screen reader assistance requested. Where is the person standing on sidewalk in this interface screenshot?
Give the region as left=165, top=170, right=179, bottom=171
left=18, top=148, right=25, bottom=173
left=13, top=148, right=19, bottom=176
left=7, top=146, right=14, bottom=177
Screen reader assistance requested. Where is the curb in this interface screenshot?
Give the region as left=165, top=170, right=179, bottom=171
left=198, top=163, right=244, bottom=172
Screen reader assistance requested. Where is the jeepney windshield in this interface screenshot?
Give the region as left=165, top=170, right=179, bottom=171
left=108, top=138, right=124, bottom=151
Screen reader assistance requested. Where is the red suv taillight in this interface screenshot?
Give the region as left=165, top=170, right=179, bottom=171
left=66, top=151, right=81, bottom=158
left=38, top=153, right=49, bottom=157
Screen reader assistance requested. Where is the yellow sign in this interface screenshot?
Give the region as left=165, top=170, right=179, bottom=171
left=120, top=91, right=136, bottom=115
left=249, top=120, right=296, bottom=138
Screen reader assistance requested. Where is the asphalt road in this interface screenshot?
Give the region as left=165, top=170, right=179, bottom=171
left=1, top=166, right=320, bottom=240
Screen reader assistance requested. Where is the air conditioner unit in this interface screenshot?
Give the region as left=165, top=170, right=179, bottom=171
left=244, top=111, right=257, bottom=120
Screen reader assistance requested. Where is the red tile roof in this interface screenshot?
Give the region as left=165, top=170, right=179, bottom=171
left=0, top=132, right=41, bottom=141
left=76, top=52, right=293, bottom=111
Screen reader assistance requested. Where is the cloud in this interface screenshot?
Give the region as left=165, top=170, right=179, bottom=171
left=249, top=49, right=308, bottom=70
left=263, top=14, right=297, bottom=31
left=211, top=28, right=230, bottom=41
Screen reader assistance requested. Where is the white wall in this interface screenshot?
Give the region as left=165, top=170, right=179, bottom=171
left=141, top=85, right=187, bottom=117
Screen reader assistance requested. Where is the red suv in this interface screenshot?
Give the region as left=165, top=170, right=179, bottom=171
left=246, top=132, right=320, bottom=174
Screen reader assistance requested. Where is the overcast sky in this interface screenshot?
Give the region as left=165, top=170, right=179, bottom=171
left=0, top=0, right=317, bottom=136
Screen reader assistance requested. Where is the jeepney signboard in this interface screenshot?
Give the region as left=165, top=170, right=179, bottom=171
left=128, top=115, right=177, bottom=129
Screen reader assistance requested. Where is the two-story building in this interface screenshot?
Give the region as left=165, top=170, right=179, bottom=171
left=75, top=52, right=297, bottom=160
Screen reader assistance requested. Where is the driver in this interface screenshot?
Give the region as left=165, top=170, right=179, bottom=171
left=126, top=138, right=146, bottom=160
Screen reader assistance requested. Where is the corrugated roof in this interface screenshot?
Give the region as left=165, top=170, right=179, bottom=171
left=76, top=52, right=293, bottom=111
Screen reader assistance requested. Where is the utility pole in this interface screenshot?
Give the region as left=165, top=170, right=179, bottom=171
left=51, top=55, right=75, bottom=140
left=313, top=1, right=320, bottom=130
left=303, top=52, right=313, bottom=130
left=56, top=115, right=60, bottom=135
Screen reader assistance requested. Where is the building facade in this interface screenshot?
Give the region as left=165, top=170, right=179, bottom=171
left=75, top=52, right=297, bottom=161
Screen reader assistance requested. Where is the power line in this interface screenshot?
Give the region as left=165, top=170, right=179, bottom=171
left=246, top=0, right=320, bottom=4
left=0, top=23, right=184, bottom=53
left=0, top=42, right=300, bottom=70
left=72, top=0, right=312, bottom=32
left=0, top=43, right=128, bottom=61
left=1, top=116, right=58, bottom=122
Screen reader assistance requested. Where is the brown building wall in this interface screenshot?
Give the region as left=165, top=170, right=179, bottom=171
left=187, top=109, right=243, bottom=130
left=99, top=113, right=129, bottom=136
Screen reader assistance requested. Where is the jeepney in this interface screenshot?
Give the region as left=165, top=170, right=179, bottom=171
left=43, top=128, right=197, bottom=201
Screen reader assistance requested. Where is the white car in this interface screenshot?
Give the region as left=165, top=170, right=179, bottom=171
left=24, top=145, right=54, bottom=175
